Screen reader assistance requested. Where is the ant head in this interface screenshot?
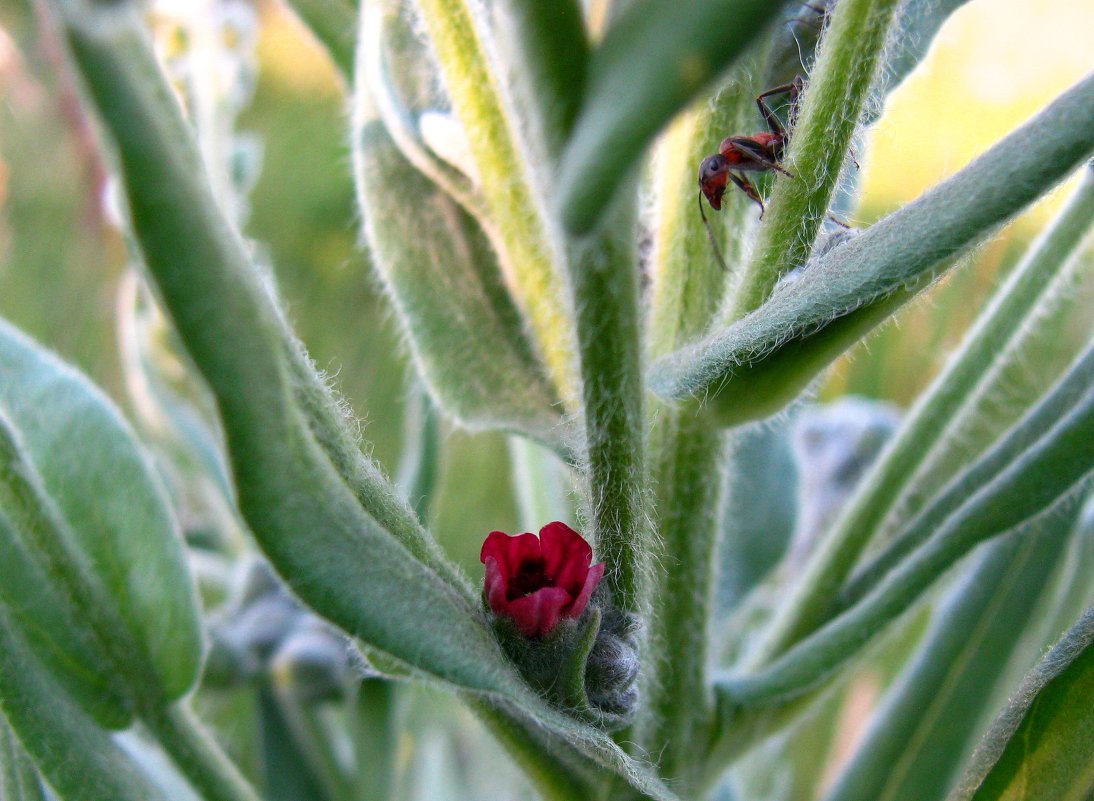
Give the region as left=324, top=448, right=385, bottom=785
left=698, top=154, right=729, bottom=210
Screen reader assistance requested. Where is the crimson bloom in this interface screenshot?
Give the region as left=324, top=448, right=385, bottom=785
left=480, top=522, right=605, bottom=638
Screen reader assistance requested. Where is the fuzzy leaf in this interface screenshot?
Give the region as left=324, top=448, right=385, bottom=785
left=649, top=75, right=1094, bottom=425
left=0, top=318, right=203, bottom=708
left=490, top=0, right=588, bottom=162
left=948, top=607, right=1094, bottom=801
left=354, top=85, right=567, bottom=451
left=719, top=356, right=1094, bottom=706
left=755, top=165, right=1094, bottom=658
left=410, top=0, right=578, bottom=401
left=556, top=0, right=788, bottom=233
left=824, top=518, right=1073, bottom=801
left=0, top=609, right=171, bottom=801
left=0, top=440, right=132, bottom=729
left=841, top=343, right=1094, bottom=608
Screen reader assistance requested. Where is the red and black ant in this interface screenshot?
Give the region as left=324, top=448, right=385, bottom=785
left=698, top=75, right=803, bottom=220
left=697, top=71, right=851, bottom=270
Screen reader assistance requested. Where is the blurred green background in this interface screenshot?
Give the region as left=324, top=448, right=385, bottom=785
left=0, top=0, right=1089, bottom=578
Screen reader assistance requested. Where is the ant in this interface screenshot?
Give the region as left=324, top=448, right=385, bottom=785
left=698, top=75, right=803, bottom=220
left=697, top=72, right=851, bottom=270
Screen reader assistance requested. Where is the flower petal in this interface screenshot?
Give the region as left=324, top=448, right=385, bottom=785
left=480, top=530, right=541, bottom=577
left=539, top=521, right=593, bottom=594
left=563, top=560, right=605, bottom=620
left=483, top=556, right=510, bottom=617
left=505, top=587, right=571, bottom=637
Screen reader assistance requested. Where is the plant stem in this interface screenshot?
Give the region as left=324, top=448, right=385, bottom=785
left=353, top=680, right=398, bottom=801
left=725, top=0, right=901, bottom=321
left=566, top=194, right=650, bottom=618
left=141, top=703, right=262, bottom=801
left=755, top=163, right=1094, bottom=662
left=640, top=74, right=757, bottom=781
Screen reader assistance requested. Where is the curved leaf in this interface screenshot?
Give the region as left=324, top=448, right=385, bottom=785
left=649, top=75, right=1094, bottom=425
left=353, top=63, right=567, bottom=450
left=761, top=166, right=1094, bottom=655
left=718, top=360, right=1094, bottom=706
left=0, top=318, right=203, bottom=706
left=0, top=609, right=171, bottom=801
left=0, top=715, right=49, bottom=801
left=409, top=0, right=578, bottom=401
left=948, top=607, right=1094, bottom=801
left=824, top=518, right=1072, bottom=801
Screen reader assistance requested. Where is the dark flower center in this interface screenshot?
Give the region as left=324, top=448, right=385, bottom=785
left=507, top=557, right=555, bottom=600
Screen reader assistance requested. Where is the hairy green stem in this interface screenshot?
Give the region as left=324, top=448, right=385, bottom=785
left=726, top=0, right=901, bottom=320
left=567, top=195, right=649, bottom=618
left=755, top=164, right=1094, bottom=661
left=640, top=72, right=759, bottom=782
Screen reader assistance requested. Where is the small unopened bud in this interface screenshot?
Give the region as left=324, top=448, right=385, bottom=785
left=584, top=609, right=640, bottom=724
left=270, top=621, right=351, bottom=704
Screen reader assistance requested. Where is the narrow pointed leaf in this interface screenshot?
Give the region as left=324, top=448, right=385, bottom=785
left=762, top=166, right=1094, bottom=656
left=0, top=609, right=171, bottom=801
left=0, top=318, right=202, bottom=707
left=556, top=0, right=788, bottom=233
left=824, top=519, right=1072, bottom=801
left=718, top=365, right=1094, bottom=706
left=948, top=607, right=1094, bottom=801
left=649, top=75, right=1094, bottom=425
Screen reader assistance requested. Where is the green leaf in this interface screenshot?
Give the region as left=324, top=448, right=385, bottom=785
left=0, top=609, right=171, bottom=801
left=948, top=607, right=1094, bottom=801
left=718, top=354, right=1094, bottom=706
left=556, top=0, right=788, bottom=233
left=0, top=716, right=49, bottom=801
left=409, top=0, right=579, bottom=402
left=841, top=343, right=1094, bottom=609
left=759, top=165, right=1094, bottom=655
left=871, top=0, right=974, bottom=110
left=54, top=8, right=675, bottom=798
left=256, top=688, right=331, bottom=801
left=0, top=318, right=203, bottom=707
left=353, top=71, right=567, bottom=451
left=490, top=0, right=589, bottom=162
left=824, top=518, right=1073, bottom=801
left=648, top=75, right=1094, bottom=425
left=718, top=417, right=797, bottom=611
left=0, top=453, right=132, bottom=729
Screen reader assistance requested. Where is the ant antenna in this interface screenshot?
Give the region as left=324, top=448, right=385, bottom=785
left=698, top=190, right=729, bottom=273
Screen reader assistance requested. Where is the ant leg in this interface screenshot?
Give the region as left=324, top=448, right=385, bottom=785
left=729, top=173, right=766, bottom=217
left=756, top=75, right=804, bottom=137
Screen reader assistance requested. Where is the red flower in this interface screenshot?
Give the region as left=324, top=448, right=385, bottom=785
left=480, top=522, right=605, bottom=638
